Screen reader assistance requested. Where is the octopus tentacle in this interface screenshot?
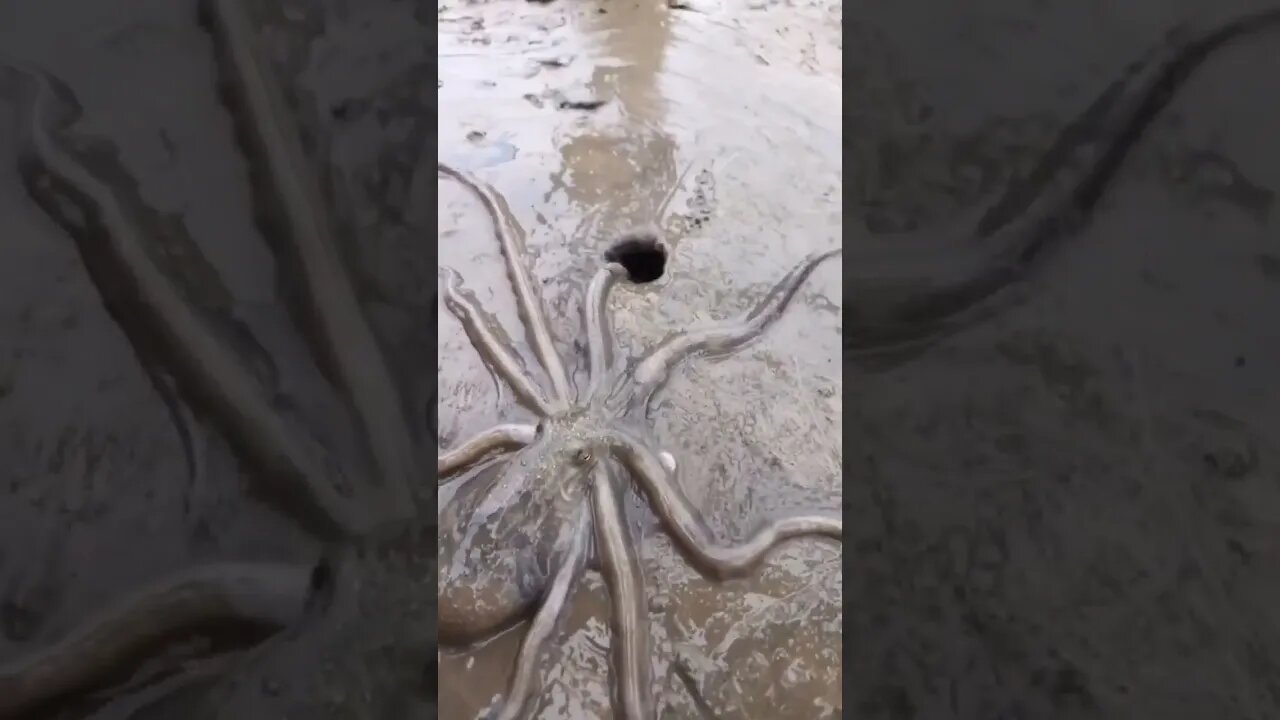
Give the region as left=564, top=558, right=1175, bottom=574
left=584, top=263, right=625, bottom=399
left=607, top=428, right=841, bottom=580
left=628, top=248, right=840, bottom=406
left=0, top=562, right=313, bottom=719
left=437, top=423, right=537, bottom=479
left=10, top=65, right=363, bottom=539
left=203, top=0, right=417, bottom=516
left=437, top=163, right=572, bottom=406
left=846, top=6, right=1280, bottom=358
left=441, top=267, right=555, bottom=414
left=493, top=508, right=591, bottom=720
left=591, top=463, right=654, bottom=720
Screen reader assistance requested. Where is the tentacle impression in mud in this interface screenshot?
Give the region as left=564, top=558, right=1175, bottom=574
left=845, top=7, right=1280, bottom=360
left=437, top=163, right=842, bottom=719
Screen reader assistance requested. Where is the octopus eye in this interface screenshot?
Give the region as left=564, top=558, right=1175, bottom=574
left=573, top=448, right=593, bottom=465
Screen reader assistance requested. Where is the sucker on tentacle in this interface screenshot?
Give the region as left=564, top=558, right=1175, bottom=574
left=7, top=64, right=366, bottom=540
left=202, top=0, right=417, bottom=518
left=845, top=6, right=1280, bottom=360
left=438, top=163, right=573, bottom=406
left=0, top=563, right=314, bottom=719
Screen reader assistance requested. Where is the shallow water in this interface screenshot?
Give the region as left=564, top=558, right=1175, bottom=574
left=438, top=0, right=843, bottom=717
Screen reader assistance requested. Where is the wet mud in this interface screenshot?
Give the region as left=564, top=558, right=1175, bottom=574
left=847, top=1, right=1280, bottom=719
left=439, top=0, right=841, bottom=718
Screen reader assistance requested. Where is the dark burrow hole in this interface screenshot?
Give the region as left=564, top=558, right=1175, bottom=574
left=604, top=233, right=667, bottom=283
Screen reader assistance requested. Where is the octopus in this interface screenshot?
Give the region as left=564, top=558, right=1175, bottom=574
left=435, top=161, right=841, bottom=719
left=0, top=0, right=1276, bottom=718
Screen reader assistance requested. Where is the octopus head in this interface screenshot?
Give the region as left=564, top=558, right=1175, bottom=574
left=529, top=412, right=609, bottom=484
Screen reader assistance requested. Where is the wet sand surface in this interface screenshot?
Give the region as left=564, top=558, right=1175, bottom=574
left=847, top=1, right=1280, bottom=718
left=439, top=0, right=841, bottom=718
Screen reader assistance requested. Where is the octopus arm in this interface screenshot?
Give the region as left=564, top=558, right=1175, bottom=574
left=202, top=0, right=417, bottom=516
left=584, top=264, right=624, bottom=398
left=10, top=65, right=364, bottom=539
left=628, top=249, right=840, bottom=406
left=591, top=463, right=654, bottom=720
left=440, top=267, right=555, bottom=415
left=437, top=163, right=572, bottom=405
left=607, top=429, right=841, bottom=580
left=437, top=423, right=537, bottom=480
left=0, top=562, right=313, bottom=719
left=493, top=508, right=591, bottom=720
